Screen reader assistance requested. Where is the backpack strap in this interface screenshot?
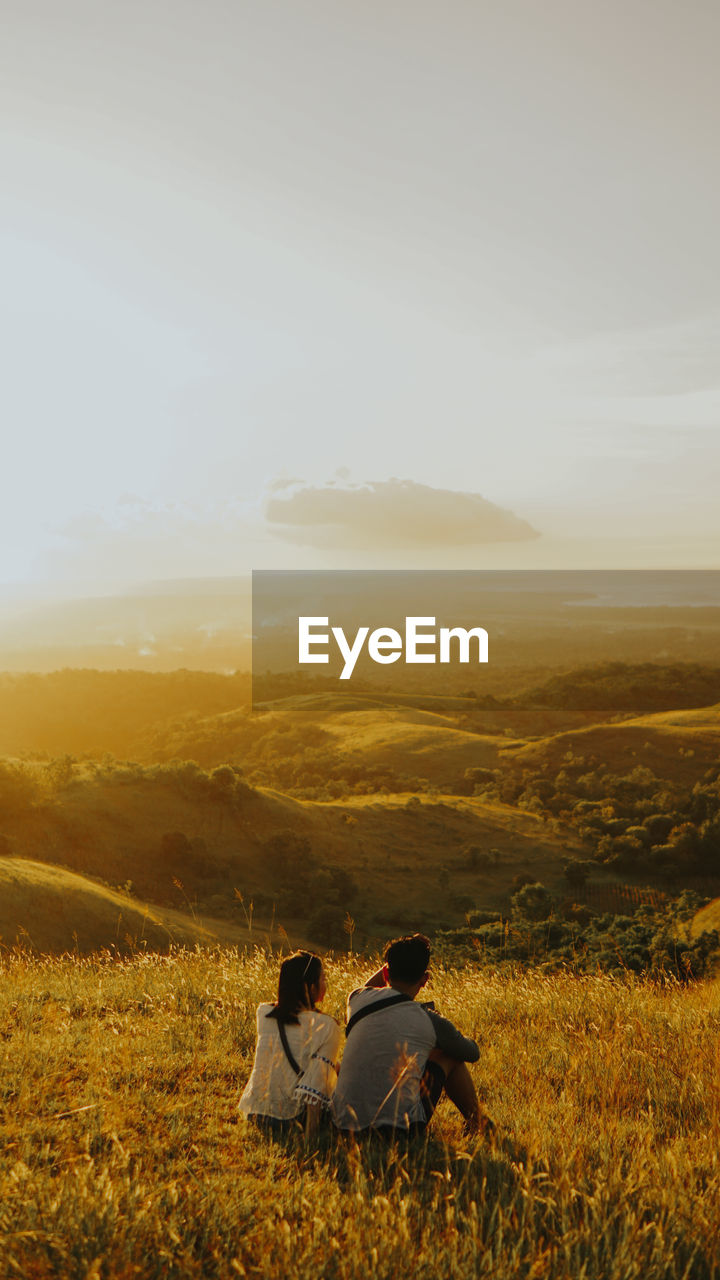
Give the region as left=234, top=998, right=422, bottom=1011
left=277, top=1020, right=301, bottom=1075
left=345, top=992, right=412, bottom=1038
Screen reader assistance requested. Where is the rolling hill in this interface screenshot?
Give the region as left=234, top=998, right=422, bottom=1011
left=506, top=703, right=720, bottom=785
left=0, top=857, right=248, bottom=954
left=690, top=896, right=720, bottom=940
left=2, top=662, right=720, bottom=953
left=0, top=764, right=583, bottom=947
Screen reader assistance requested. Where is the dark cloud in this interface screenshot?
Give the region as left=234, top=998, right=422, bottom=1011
left=265, top=479, right=539, bottom=548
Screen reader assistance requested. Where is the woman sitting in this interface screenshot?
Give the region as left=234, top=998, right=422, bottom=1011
left=239, top=951, right=340, bottom=1136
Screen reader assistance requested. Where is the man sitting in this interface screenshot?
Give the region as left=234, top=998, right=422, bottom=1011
left=331, top=933, right=491, bottom=1137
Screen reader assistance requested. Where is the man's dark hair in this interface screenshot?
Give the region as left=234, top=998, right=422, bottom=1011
left=384, top=933, right=431, bottom=983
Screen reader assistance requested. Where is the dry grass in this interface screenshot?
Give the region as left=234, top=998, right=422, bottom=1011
left=507, top=711, right=720, bottom=785
left=1, top=949, right=720, bottom=1278
left=0, top=858, right=232, bottom=956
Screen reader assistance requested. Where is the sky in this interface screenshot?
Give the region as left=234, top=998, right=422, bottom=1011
left=2, top=0, right=719, bottom=593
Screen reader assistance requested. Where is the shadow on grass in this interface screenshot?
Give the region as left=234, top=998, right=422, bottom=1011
left=249, top=1115, right=529, bottom=1205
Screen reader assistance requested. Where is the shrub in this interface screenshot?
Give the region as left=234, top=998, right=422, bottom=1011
left=511, top=882, right=554, bottom=923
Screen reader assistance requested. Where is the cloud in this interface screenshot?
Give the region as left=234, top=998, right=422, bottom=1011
left=265, top=478, right=539, bottom=548
left=38, top=499, right=261, bottom=587
left=537, top=312, right=720, bottom=400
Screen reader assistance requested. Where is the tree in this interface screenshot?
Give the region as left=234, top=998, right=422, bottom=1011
left=161, top=831, right=192, bottom=865
left=307, top=904, right=346, bottom=948
left=264, top=830, right=314, bottom=880
left=563, top=858, right=593, bottom=890
left=511, top=882, right=554, bottom=922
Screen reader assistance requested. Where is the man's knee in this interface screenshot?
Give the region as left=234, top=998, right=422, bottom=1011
left=427, top=1047, right=460, bottom=1078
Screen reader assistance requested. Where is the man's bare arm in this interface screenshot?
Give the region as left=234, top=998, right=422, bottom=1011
left=363, top=967, right=387, bottom=988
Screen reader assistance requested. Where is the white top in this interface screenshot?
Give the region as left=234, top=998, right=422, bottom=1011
left=239, top=1003, right=341, bottom=1119
left=331, top=987, right=479, bottom=1131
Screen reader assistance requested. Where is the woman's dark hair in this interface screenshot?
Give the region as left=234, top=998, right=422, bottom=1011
left=266, top=951, right=323, bottom=1026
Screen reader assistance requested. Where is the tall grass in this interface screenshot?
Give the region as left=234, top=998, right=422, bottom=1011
left=1, top=949, right=719, bottom=1278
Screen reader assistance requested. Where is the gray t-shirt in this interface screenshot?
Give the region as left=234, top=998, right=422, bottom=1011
left=331, top=986, right=479, bottom=1131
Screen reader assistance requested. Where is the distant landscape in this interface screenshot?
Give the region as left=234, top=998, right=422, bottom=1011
left=1, top=584, right=720, bottom=969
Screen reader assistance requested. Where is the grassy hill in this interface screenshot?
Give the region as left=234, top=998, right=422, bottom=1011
left=138, top=693, right=603, bottom=791
left=262, top=701, right=505, bottom=785
left=1, top=948, right=719, bottom=1279
left=1, top=662, right=720, bottom=953
left=5, top=663, right=720, bottom=770
left=691, top=896, right=720, bottom=940
left=0, top=758, right=583, bottom=949
left=507, top=703, right=720, bottom=785
left=0, top=857, right=258, bottom=955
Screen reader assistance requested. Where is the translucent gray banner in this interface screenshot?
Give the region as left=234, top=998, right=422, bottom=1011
left=252, top=570, right=720, bottom=709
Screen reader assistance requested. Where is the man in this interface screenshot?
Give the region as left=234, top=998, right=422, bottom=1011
left=332, top=933, right=491, bottom=1137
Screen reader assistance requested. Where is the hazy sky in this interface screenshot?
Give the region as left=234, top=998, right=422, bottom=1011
left=2, top=0, right=719, bottom=590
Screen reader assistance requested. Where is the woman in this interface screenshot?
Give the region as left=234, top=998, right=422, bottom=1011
left=239, top=951, right=340, bottom=1136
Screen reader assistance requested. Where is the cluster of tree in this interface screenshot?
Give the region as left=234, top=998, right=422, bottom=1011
left=0, top=759, right=44, bottom=814
left=155, top=825, right=363, bottom=946
left=434, top=888, right=719, bottom=979
left=467, top=753, right=720, bottom=882
left=249, top=760, right=428, bottom=801
left=519, top=662, right=720, bottom=712
left=14, top=755, right=260, bottom=817
left=113, top=759, right=256, bottom=806
left=141, top=711, right=432, bottom=797
left=256, top=829, right=358, bottom=946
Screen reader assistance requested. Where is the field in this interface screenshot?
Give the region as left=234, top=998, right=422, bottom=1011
left=2, top=948, right=720, bottom=1279
left=2, top=652, right=720, bottom=1275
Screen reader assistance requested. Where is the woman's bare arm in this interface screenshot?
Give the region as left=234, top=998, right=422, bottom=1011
left=304, top=1101, right=322, bottom=1142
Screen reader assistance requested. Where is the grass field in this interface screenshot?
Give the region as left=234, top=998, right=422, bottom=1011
left=2, top=948, right=720, bottom=1278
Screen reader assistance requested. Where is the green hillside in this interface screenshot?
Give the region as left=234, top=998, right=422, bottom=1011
left=0, top=756, right=583, bottom=949
left=0, top=857, right=247, bottom=954
left=1, top=662, right=719, bottom=955
left=507, top=703, right=720, bottom=785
